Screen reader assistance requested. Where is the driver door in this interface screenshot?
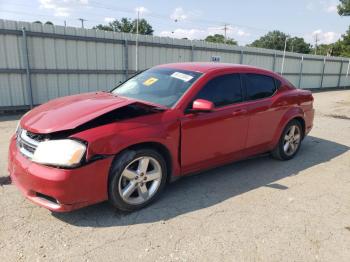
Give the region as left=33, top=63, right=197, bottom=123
left=180, top=73, right=249, bottom=174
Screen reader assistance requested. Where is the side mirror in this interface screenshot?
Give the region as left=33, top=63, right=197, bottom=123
left=192, top=99, right=214, bottom=112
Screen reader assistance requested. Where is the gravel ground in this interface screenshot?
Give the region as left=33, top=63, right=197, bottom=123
left=0, top=90, right=350, bottom=262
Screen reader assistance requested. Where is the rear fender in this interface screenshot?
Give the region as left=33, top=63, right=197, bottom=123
left=271, top=106, right=305, bottom=148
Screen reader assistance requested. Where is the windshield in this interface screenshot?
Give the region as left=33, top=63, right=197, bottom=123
left=112, top=68, right=202, bottom=107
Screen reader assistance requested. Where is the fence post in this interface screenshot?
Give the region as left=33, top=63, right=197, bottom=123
left=272, top=52, right=277, bottom=72
left=320, top=57, right=326, bottom=88
left=240, top=49, right=244, bottom=64
left=191, top=44, right=195, bottom=62
left=346, top=59, right=350, bottom=88
left=337, top=60, right=344, bottom=88
left=281, top=52, right=286, bottom=75
left=21, top=27, right=34, bottom=109
left=298, top=56, right=304, bottom=89
left=124, top=39, right=129, bottom=80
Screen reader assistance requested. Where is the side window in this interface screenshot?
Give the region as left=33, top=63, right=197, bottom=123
left=244, top=74, right=277, bottom=100
left=194, top=74, right=242, bottom=107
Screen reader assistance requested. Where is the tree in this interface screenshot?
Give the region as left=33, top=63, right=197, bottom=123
left=288, top=37, right=312, bottom=54
left=132, top=18, right=153, bottom=35
left=338, top=0, right=350, bottom=16
left=204, top=34, right=237, bottom=45
left=315, top=44, right=333, bottom=56
left=250, top=31, right=288, bottom=50
left=93, top=18, right=154, bottom=35
left=92, top=24, right=112, bottom=31
left=249, top=31, right=311, bottom=54
left=338, top=26, right=350, bottom=56
left=313, top=43, right=341, bottom=56
left=313, top=27, right=350, bottom=57
left=33, top=21, right=54, bottom=25
left=334, top=4, right=350, bottom=57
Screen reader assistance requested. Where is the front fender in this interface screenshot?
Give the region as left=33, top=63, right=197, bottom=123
left=71, top=118, right=181, bottom=177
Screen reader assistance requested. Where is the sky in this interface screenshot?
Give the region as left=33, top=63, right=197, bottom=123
left=0, top=0, right=349, bottom=46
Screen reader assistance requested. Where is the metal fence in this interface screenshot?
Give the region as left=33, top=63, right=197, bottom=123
left=1, top=19, right=349, bottom=110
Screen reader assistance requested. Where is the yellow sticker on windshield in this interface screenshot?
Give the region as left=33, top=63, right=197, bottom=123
left=143, top=77, right=158, bottom=86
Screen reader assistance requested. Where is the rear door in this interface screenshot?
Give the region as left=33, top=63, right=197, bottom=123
left=180, top=73, right=249, bottom=173
left=242, top=73, right=284, bottom=151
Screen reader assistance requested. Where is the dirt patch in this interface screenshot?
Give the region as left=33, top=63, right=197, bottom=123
left=326, top=114, right=350, bottom=120
left=0, top=176, right=11, bottom=186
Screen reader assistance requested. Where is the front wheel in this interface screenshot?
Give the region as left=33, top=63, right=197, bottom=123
left=271, top=120, right=303, bottom=160
left=108, top=148, right=167, bottom=211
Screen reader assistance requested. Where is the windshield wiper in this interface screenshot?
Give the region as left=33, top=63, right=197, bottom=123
left=149, top=106, right=167, bottom=112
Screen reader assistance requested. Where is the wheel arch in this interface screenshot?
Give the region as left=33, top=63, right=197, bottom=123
left=272, top=107, right=306, bottom=148
left=293, top=116, right=306, bottom=138
left=111, top=141, right=173, bottom=184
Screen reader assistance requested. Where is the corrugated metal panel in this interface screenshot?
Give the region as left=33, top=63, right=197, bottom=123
left=284, top=75, right=299, bottom=87
left=340, top=75, right=350, bottom=87
left=302, top=59, right=324, bottom=74
left=302, top=76, right=322, bottom=89
left=325, top=60, right=341, bottom=74
left=322, top=75, right=339, bottom=88
left=0, top=19, right=348, bottom=109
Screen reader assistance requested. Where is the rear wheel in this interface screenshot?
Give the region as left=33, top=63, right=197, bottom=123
left=108, top=148, right=167, bottom=211
left=271, top=120, right=302, bottom=160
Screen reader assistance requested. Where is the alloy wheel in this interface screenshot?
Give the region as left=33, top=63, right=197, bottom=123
left=283, top=125, right=301, bottom=156
left=118, top=156, right=162, bottom=205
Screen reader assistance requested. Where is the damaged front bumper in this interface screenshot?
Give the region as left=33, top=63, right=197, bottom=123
left=8, top=136, right=113, bottom=212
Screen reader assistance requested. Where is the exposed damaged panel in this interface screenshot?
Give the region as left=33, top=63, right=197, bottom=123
left=26, top=131, right=50, bottom=141
left=75, top=103, right=161, bottom=132
left=19, top=92, right=159, bottom=134
left=30, top=103, right=163, bottom=139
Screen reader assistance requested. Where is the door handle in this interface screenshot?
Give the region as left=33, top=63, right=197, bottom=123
left=231, top=109, right=247, bottom=116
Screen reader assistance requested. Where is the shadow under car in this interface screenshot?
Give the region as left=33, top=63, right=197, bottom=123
left=52, top=135, right=349, bottom=227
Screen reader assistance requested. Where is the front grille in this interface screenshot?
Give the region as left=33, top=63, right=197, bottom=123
left=17, top=129, right=41, bottom=159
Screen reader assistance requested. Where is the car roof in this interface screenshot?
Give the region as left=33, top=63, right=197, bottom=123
left=155, top=62, right=274, bottom=74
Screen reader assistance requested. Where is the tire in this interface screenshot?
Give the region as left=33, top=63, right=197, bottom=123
left=108, top=148, right=167, bottom=211
left=271, top=119, right=303, bottom=161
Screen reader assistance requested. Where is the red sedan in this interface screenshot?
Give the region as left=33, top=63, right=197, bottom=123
left=8, top=63, right=314, bottom=212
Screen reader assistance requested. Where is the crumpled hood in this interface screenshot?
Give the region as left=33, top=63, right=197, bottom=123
left=21, top=92, right=137, bottom=134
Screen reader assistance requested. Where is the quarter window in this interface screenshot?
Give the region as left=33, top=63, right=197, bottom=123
left=244, top=74, right=277, bottom=100
left=194, top=74, right=242, bottom=107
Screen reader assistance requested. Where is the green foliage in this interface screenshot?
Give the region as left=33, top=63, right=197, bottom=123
left=249, top=31, right=311, bottom=54
left=93, top=18, right=154, bottom=35
left=338, top=26, right=350, bottom=57
left=288, top=37, right=312, bottom=54
left=204, top=34, right=237, bottom=45
left=338, top=0, right=350, bottom=16
left=313, top=43, right=339, bottom=56
left=333, top=2, right=350, bottom=57
left=33, top=21, right=54, bottom=25
left=250, top=31, right=288, bottom=50
left=314, top=27, right=350, bottom=57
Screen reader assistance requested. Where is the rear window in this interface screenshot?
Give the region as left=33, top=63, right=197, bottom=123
left=244, top=74, right=277, bottom=100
